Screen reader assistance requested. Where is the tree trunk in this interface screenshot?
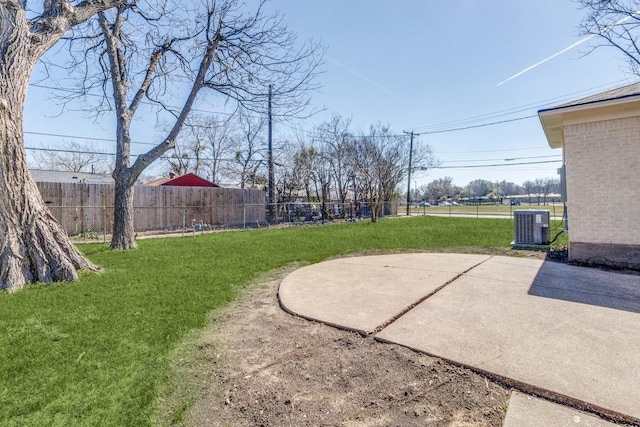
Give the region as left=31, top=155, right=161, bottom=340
left=110, top=176, right=136, bottom=250
left=0, top=60, right=98, bottom=291
left=368, top=192, right=378, bottom=223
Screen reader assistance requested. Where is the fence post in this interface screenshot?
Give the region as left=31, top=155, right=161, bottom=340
left=182, top=208, right=186, bottom=237
left=103, top=206, right=107, bottom=244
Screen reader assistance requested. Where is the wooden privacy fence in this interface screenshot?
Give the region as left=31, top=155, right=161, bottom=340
left=37, top=182, right=266, bottom=236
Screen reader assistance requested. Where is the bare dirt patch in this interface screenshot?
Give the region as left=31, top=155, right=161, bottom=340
left=160, top=263, right=512, bottom=426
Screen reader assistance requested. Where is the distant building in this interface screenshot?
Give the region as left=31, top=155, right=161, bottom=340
left=539, top=81, right=640, bottom=269
left=30, top=169, right=114, bottom=185
left=144, top=172, right=219, bottom=188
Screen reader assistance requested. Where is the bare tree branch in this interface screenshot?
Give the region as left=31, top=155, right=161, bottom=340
left=579, top=0, right=640, bottom=74
left=29, top=0, right=125, bottom=57
left=39, top=0, right=323, bottom=248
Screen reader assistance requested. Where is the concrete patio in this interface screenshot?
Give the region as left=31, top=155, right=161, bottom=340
left=279, top=253, right=640, bottom=425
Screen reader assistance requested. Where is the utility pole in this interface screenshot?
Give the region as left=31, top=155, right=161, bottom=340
left=403, top=131, right=421, bottom=217
left=267, top=84, right=275, bottom=224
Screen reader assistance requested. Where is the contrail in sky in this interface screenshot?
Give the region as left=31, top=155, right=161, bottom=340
left=497, top=35, right=595, bottom=86
left=498, top=12, right=640, bottom=86
left=327, top=56, right=399, bottom=99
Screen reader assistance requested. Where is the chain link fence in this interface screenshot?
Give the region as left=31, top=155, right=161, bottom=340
left=47, top=201, right=400, bottom=241
left=47, top=203, right=266, bottom=242
left=269, top=201, right=397, bottom=225
left=398, top=201, right=564, bottom=220
left=46, top=206, right=111, bottom=243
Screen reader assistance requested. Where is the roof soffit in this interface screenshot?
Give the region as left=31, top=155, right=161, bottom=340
left=539, top=96, right=640, bottom=148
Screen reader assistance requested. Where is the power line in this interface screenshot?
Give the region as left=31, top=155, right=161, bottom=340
left=26, top=146, right=134, bottom=157
left=158, top=156, right=262, bottom=163
left=25, top=146, right=261, bottom=163
left=23, top=128, right=555, bottom=162
left=439, top=154, right=561, bottom=164
left=436, top=146, right=546, bottom=154
left=27, top=80, right=616, bottom=161
left=431, top=159, right=562, bottom=169
left=275, top=114, right=537, bottom=139
left=412, top=108, right=536, bottom=133
left=425, top=114, right=537, bottom=134
left=29, top=83, right=621, bottom=147
left=28, top=83, right=237, bottom=118
left=25, top=146, right=561, bottom=173
left=25, top=131, right=157, bottom=146
left=407, top=78, right=632, bottom=132
left=282, top=79, right=632, bottom=138
left=26, top=113, right=534, bottom=149
left=29, top=78, right=634, bottom=141
left=280, top=112, right=537, bottom=139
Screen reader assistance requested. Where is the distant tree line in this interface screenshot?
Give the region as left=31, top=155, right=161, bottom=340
left=414, top=177, right=560, bottom=205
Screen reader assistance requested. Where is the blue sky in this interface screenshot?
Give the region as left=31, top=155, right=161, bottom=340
left=24, top=0, right=636, bottom=188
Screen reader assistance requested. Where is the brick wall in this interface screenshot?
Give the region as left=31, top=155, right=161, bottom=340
left=564, top=116, right=640, bottom=248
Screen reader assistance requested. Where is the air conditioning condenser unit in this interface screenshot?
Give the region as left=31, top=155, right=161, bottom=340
left=512, top=210, right=550, bottom=248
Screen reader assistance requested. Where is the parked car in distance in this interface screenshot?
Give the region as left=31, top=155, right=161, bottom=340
left=451, top=201, right=460, bottom=206
left=418, top=201, right=431, bottom=207
left=440, top=201, right=451, bottom=206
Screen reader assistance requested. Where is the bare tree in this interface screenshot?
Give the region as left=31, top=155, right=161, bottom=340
left=165, top=123, right=209, bottom=177
left=313, top=114, right=354, bottom=204
left=165, top=148, right=192, bottom=177
left=202, top=116, right=235, bottom=184
left=274, top=135, right=307, bottom=203
left=55, top=0, right=322, bottom=249
left=417, top=183, right=429, bottom=203
left=229, top=113, right=267, bottom=189
left=465, top=179, right=493, bottom=200
left=307, top=143, right=333, bottom=218
left=291, top=141, right=318, bottom=202
left=541, top=177, right=559, bottom=205
left=31, top=141, right=113, bottom=173
left=0, top=0, right=125, bottom=291
left=164, top=114, right=237, bottom=184
left=348, top=134, right=381, bottom=222
left=498, top=180, right=521, bottom=197
left=534, top=178, right=545, bottom=205
left=426, top=177, right=456, bottom=203
left=274, top=139, right=297, bottom=202
left=349, top=123, right=438, bottom=222
left=579, top=0, right=640, bottom=75
left=274, top=119, right=438, bottom=223
left=522, top=180, right=536, bottom=204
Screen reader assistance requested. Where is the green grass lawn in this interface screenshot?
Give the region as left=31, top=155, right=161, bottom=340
left=411, top=202, right=565, bottom=218
left=0, top=216, right=545, bottom=426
